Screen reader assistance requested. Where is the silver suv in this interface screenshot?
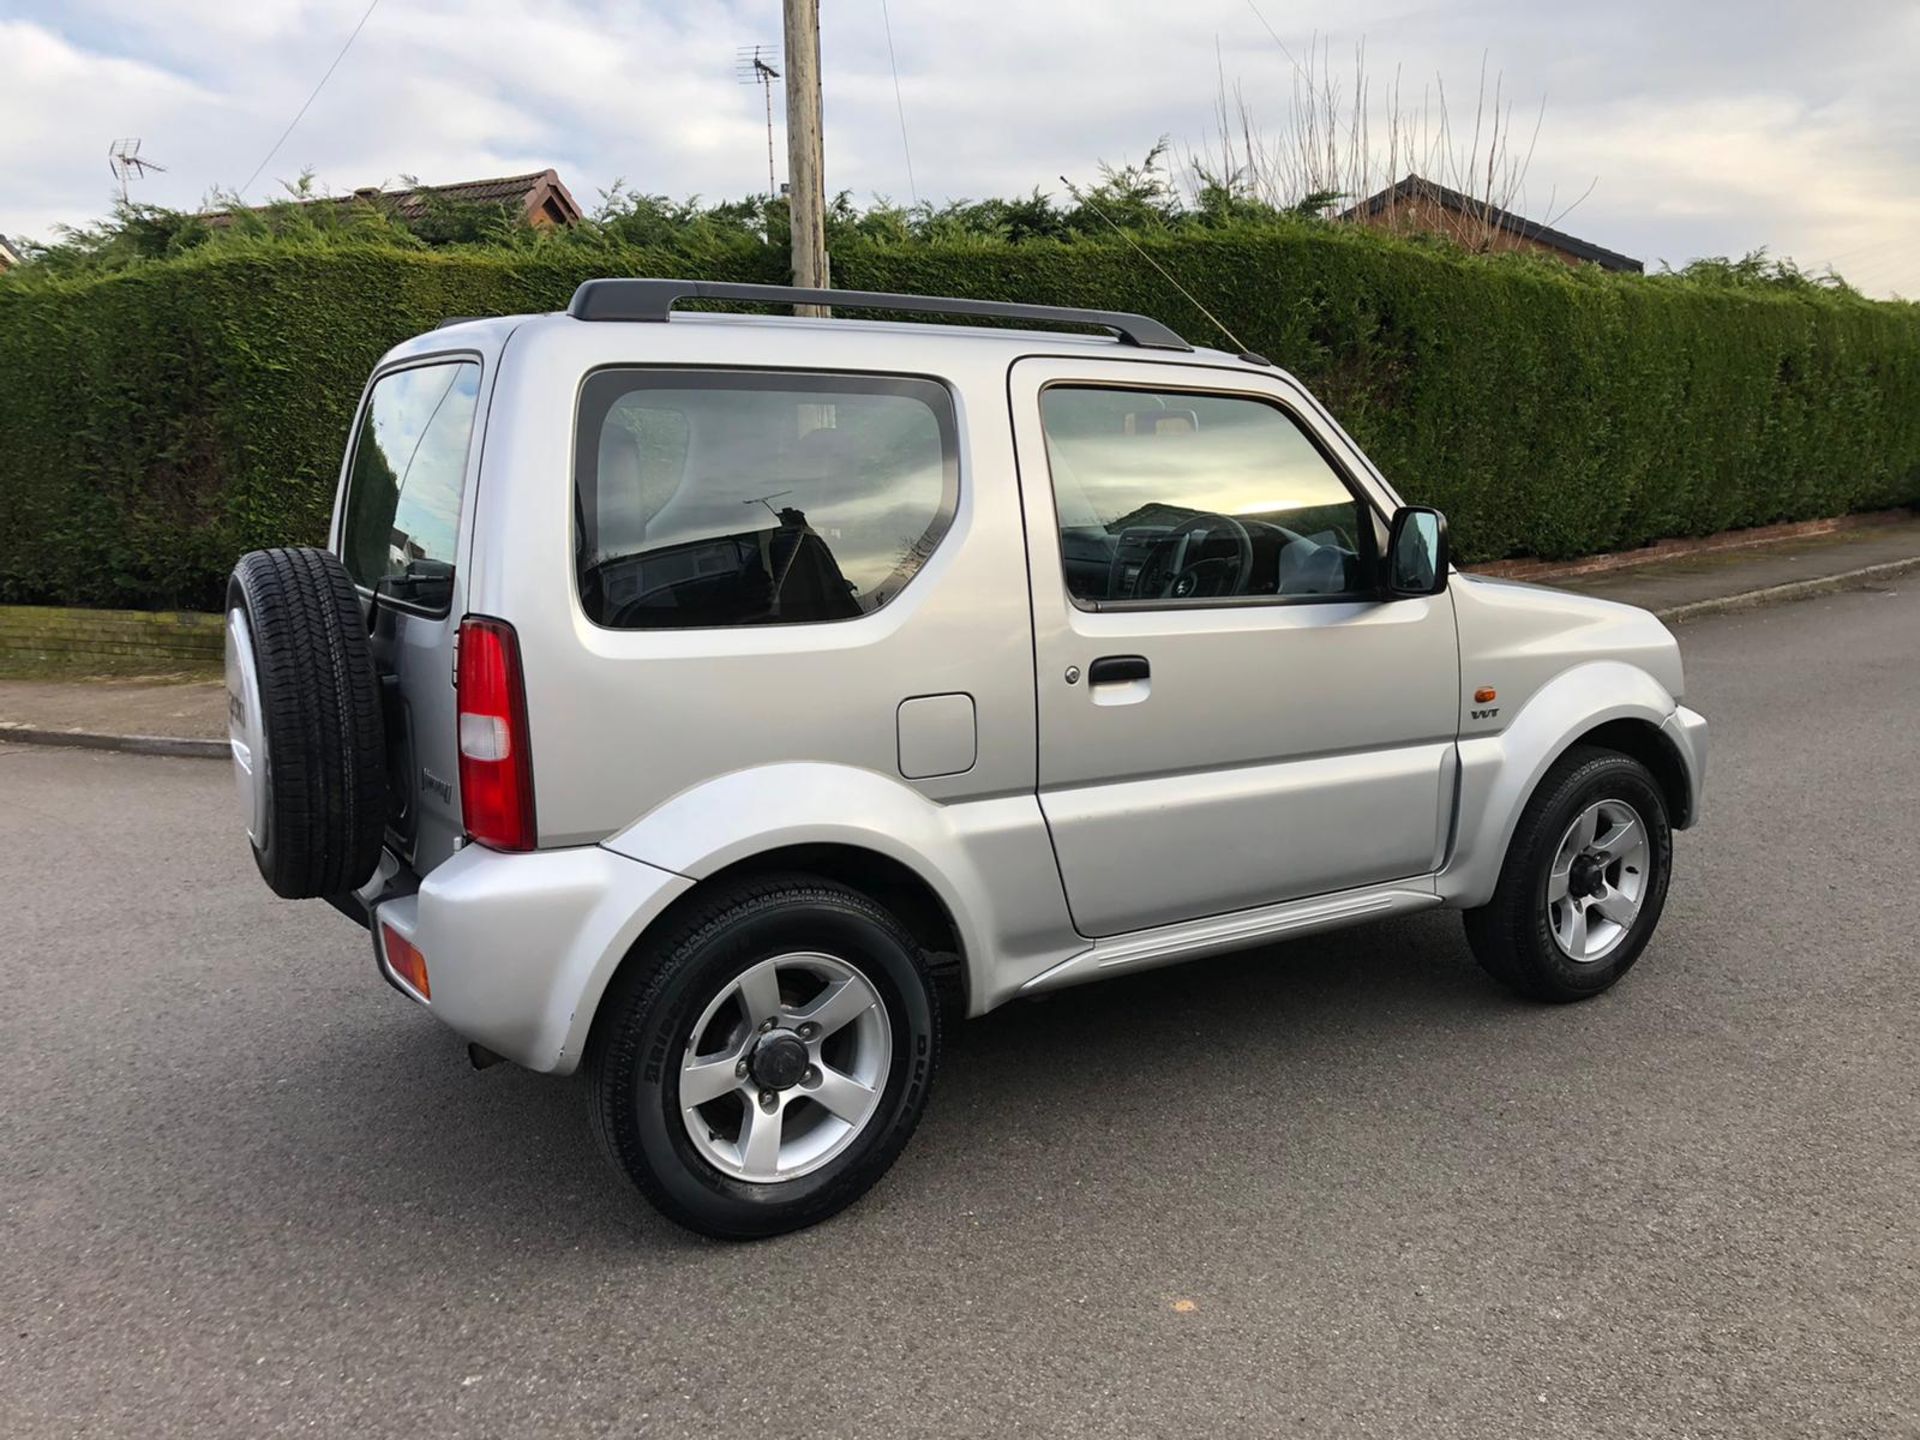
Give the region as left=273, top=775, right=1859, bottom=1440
left=225, top=279, right=1707, bottom=1237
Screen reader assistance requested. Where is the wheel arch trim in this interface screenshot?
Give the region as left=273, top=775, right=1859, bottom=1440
left=596, top=762, right=1082, bottom=1022
left=1439, top=661, right=1692, bottom=909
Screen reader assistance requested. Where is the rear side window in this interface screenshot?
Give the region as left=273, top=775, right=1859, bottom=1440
left=575, top=370, right=958, bottom=629
left=339, top=360, right=482, bottom=614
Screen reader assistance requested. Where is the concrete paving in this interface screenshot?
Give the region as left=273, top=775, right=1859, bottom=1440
left=0, top=676, right=225, bottom=743
left=1553, top=514, right=1920, bottom=613
left=2, top=585, right=1918, bottom=1438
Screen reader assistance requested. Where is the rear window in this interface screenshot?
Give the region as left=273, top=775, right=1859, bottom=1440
left=575, top=370, right=958, bottom=629
left=339, top=360, right=482, bottom=614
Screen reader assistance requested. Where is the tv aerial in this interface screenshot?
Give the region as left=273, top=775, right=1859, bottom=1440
left=735, top=44, right=782, bottom=201
left=108, top=138, right=167, bottom=205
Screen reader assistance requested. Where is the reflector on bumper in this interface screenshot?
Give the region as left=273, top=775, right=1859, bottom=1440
left=380, top=922, right=431, bottom=1001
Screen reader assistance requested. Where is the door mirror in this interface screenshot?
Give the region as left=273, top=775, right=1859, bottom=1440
left=1386, top=506, right=1449, bottom=597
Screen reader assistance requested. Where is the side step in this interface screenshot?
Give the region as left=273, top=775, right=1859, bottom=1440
left=1020, top=882, right=1442, bottom=996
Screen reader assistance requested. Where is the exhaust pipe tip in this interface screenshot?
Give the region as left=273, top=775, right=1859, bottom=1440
left=467, top=1042, right=508, bottom=1071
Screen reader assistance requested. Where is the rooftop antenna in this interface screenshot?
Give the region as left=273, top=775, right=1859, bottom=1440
left=735, top=45, right=783, bottom=202
left=1058, top=173, right=1250, bottom=354
left=108, top=138, right=167, bottom=206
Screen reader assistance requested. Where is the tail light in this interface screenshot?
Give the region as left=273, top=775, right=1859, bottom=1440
left=456, top=616, right=536, bottom=850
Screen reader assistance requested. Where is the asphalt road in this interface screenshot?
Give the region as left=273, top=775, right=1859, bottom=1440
left=3, top=585, right=1917, bottom=1439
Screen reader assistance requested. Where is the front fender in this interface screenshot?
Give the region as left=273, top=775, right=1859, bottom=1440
left=598, top=763, right=1083, bottom=1017
left=1439, top=660, right=1679, bottom=909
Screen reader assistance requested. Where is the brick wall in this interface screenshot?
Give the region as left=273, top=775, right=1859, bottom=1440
left=0, top=605, right=223, bottom=673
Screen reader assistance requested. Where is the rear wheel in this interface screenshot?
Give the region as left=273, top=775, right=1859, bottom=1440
left=587, top=874, right=941, bottom=1239
left=1463, top=745, right=1672, bottom=1002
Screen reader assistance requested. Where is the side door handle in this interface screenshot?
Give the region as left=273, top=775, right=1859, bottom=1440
left=1088, top=654, right=1150, bottom=685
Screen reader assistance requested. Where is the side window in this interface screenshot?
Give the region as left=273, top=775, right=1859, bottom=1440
left=339, top=361, right=482, bottom=614
left=574, top=370, right=958, bottom=629
left=1039, top=385, right=1375, bottom=606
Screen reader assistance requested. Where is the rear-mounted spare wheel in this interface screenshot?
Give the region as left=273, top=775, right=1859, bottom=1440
left=225, top=547, right=387, bottom=899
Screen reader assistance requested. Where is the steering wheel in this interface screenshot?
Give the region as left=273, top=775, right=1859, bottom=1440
left=1131, top=513, right=1255, bottom=600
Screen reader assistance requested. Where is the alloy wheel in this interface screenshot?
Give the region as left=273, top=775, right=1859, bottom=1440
left=1546, top=798, right=1651, bottom=963
left=677, top=953, right=891, bottom=1183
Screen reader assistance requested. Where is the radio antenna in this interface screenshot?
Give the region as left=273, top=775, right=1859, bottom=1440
left=742, top=488, right=793, bottom=519
left=1058, top=174, right=1249, bottom=355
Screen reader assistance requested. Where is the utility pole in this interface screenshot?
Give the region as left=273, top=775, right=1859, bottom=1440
left=783, top=0, right=829, bottom=315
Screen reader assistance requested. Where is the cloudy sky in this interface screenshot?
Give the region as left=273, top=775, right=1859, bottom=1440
left=3, top=0, right=1916, bottom=296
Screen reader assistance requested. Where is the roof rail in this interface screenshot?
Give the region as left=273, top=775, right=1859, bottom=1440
left=565, top=278, right=1192, bottom=351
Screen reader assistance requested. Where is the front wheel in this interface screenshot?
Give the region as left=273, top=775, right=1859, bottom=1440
left=587, top=875, right=941, bottom=1239
left=1463, top=745, right=1673, bottom=1002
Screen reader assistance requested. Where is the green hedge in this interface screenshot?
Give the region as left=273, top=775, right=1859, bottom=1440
left=3, top=229, right=1917, bottom=610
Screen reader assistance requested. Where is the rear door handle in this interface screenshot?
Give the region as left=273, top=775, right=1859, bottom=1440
left=1088, top=654, right=1150, bottom=685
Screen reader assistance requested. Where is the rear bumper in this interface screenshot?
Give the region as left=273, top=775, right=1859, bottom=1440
left=366, top=841, right=693, bottom=1074
left=1661, top=705, right=1709, bottom=828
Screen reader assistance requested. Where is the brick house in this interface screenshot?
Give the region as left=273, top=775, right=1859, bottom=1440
left=205, top=169, right=584, bottom=231
left=1340, top=174, right=1642, bottom=273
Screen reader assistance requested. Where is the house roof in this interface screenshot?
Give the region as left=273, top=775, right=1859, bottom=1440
left=1340, top=174, right=1643, bottom=273
left=0, top=236, right=22, bottom=269
left=204, top=169, right=582, bottom=229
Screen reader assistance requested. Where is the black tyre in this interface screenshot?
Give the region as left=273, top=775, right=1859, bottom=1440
left=225, top=547, right=386, bottom=899
left=1463, top=745, right=1672, bottom=1002
left=587, top=874, right=941, bottom=1239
